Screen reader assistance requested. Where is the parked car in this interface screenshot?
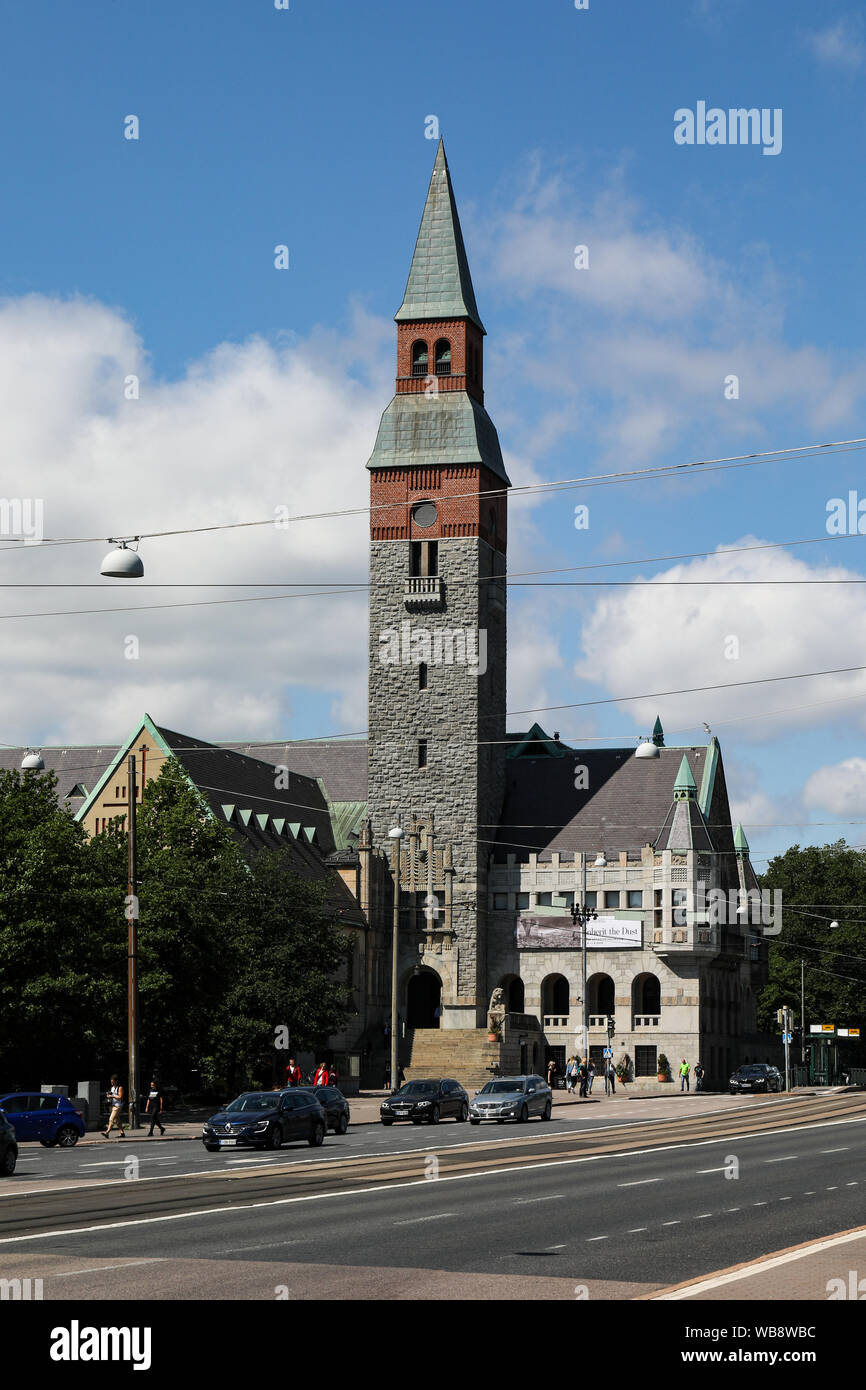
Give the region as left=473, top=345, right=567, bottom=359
left=380, top=1078, right=469, bottom=1125
left=0, top=1093, right=86, bottom=1147
left=0, top=1112, right=17, bottom=1174
left=201, top=1090, right=326, bottom=1151
left=469, top=1075, right=553, bottom=1124
left=298, top=1086, right=350, bottom=1134
left=729, top=1064, right=783, bottom=1094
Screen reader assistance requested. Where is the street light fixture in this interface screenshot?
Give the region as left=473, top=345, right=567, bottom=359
left=20, top=750, right=44, bottom=770
left=387, top=822, right=404, bottom=1094
left=101, top=538, right=144, bottom=579
left=572, top=887, right=598, bottom=1066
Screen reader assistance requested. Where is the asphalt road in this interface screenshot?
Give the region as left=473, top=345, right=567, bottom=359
left=2, top=1093, right=865, bottom=1299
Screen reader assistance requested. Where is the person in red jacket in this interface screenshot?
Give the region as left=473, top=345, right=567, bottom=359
left=285, top=1058, right=301, bottom=1087
left=313, top=1062, right=329, bottom=1086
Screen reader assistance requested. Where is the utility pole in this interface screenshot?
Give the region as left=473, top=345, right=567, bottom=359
left=800, top=959, right=806, bottom=1064
left=127, top=754, right=139, bottom=1130
left=572, top=857, right=598, bottom=1063
left=388, top=823, right=404, bottom=1093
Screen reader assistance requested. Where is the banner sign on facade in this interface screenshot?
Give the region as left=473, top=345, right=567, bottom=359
left=516, top=914, right=642, bottom=950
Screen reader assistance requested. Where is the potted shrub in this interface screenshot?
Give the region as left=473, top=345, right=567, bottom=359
left=487, top=1014, right=502, bottom=1043
left=657, top=1053, right=672, bottom=1082
left=615, top=1057, right=630, bottom=1085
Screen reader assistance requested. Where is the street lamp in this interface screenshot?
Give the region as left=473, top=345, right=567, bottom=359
left=101, top=538, right=144, bottom=578
left=388, top=822, right=404, bottom=1093
left=572, top=865, right=599, bottom=1064
left=20, top=750, right=44, bottom=770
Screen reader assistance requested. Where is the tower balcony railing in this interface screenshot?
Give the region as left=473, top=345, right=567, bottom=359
left=404, top=576, right=443, bottom=607
left=543, top=1014, right=569, bottom=1029
left=633, top=1014, right=661, bottom=1028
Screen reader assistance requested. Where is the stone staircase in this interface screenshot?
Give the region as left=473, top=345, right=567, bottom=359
left=404, top=1028, right=502, bottom=1090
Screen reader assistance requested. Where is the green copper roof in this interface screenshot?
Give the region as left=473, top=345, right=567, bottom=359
left=366, top=391, right=510, bottom=484
left=734, top=822, right=750, bottom=854
left=507, top=723, right=568, bottom=759
left=395, top=141, right=485, bottom=332
left=673, top=754, right=697, bottom=795
left=652, top=715, right=665, bottom=747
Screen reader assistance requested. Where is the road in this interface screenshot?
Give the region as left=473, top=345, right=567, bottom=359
left=3, top=1092, right=865, bottom=1299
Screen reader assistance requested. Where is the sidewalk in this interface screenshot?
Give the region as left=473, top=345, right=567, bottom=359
left=73, top=1085, right=780, bottom=1145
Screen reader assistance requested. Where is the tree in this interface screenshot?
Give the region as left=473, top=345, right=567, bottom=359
left=759, top=840, right=866, bottom=1041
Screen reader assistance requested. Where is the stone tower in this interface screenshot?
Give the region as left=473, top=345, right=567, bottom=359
left=366, top=141, right=509, bottom=1027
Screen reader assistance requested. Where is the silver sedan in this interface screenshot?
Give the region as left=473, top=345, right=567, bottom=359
left=469, top=1075, right=553, bottom=1124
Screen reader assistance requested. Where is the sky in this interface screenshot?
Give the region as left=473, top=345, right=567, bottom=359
left=2, top=0, right=866, bottom=869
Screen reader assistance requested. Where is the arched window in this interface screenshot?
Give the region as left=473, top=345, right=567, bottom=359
left=411, top=341, right=428, bottom=377
left=541, top=973, right=570, bottom=1018
left=500, top=975, right=524, bottom=1013
left=434, top=339, right=451, bottom=375
left=632, top=973, right=661, bottom=1021
left=588, top=973, right=615, bottom=1016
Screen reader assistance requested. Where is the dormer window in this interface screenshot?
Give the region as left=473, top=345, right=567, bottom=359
left=411, top=341, right=428, bottom=377
left=434, top=339, right=451, bottom=376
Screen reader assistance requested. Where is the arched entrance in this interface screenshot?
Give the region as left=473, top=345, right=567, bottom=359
left=500, top=974, right=524, bottom=1013
left=407, top=969, right=442, bottom=1028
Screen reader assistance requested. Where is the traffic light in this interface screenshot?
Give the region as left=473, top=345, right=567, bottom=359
left=776, top=1008, right=785, bottom=1025
left=607, top=1017, right=616, bottom=1040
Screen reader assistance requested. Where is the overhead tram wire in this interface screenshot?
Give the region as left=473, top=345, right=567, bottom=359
left=2, top=433, right=866, bottom=552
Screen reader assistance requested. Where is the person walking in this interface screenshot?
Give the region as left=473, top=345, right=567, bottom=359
left=285, top=1057, right=301, bottom=1087
left=587, top=1059, right=596, bottom=1094
left=145, top=1079, right=166, bottom=1137
left=547, top=1058, right=557, bottom=1091
left=565, top=1056, right=576, bottom=1094
left=313, top=1061, right=329, bottom=1086
left=102, top=1075, right=125, bottom=1138
left=679, top=1058, right=691, bottom=1092
left=578, top=1057, right=588, bottom=1098
left=604, top=1057, right=616, bottom=1096
left=694, top=1061, right=705, bottom=1093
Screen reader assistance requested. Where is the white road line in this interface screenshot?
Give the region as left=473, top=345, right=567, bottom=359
left=804, top=1190, right=816, bottom=1195
left=696, top=1167, right=725, bottom=1174
left=753, top=1202, right=768, bottom=1207
left=618, top=1178, right=661, bottom=1187
left=657, top=1227, right=866, bottom=1300
left=4, top=1112, right=866, bottom=1244
left=515, top=1195, right=563, bottom=1204
left=78, top=1162, right=125, bottom=1169
left=827, top=1186, right=839, bottom=1191
left=764, top=1155, right=797, bottom=1163
left=547, top=1243, right=566, bottom=1249
left=779, top=1197, right=792, bottom=1201
left=821, top=1147, right=848, bottom=1154
left=587, top=1235, right=608, bottom=1242
left=725, top=1208, right=740, bottom=1213
left=394, top=1212, right=456, bottom=1225
left=662, top=1220, right=681, bottom=1226
left=54, top=1259, right=162, bottom=1278
left=697, top=1213, right=714, bottom=1219
left=847, top=1182, right=859, bottom=1186
left=627, top=1227, right=648, bottom=1233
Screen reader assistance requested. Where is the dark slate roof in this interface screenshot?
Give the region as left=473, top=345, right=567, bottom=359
left=494, top=741, right=715, bottom=860
left=221, top=740, right=367, bottom=804
left=366, top=391, right=510, bottom=485
left=157, top=727, right=336, bottom=859
left=395, top=140, right=484, bottom=331
left=0, top=744, right=118, bottom=812
left=654, top=794, right=715, bottom=854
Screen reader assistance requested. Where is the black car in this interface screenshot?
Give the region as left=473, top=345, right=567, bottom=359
left=298, top=1086, right=350, bottom=1134
left=729, top=1063, right=783, bottom=1094
left=0, top=1111, right=17, bottom=1175
left=202, top=1089, right=327, bottom=1151
left=380, top=1078, right=469, bottom=1126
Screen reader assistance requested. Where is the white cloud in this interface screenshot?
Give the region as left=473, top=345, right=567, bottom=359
left=803, top=758, right=866, bottom=816
left=803, top=19, right=866, bottom=71
left=0, top=295, right=391, bottom=745
left=574, top=540, right=866, bottom=738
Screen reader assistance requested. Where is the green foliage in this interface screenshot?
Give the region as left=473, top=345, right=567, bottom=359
left=0, top=760, right=356, bottom=1095
left=758, top=841, right=866, bottom=1037
left=657, top=1053, right=671, bottom=1075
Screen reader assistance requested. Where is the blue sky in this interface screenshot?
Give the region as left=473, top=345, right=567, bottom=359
left=3, top=0, right=866, bottom=870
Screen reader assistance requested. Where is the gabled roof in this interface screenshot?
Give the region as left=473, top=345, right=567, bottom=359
left=395, top=140, right=484, bottom=332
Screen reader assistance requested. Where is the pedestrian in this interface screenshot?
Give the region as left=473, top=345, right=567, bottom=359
left=102, top=1075, right=125, bottom=1138
left=604, top=1057, right=616, bottom=1096
left=587, top=1059, right=596, bottom=1094
left=578, top=1057, right=588, bottom=1098
left=313, top=1061, right=329, bottom=1086
left=565, top=1055, right=576, bottom=1094
left=145, top=1079, right=166, bottom=1137
left=694, top=1061, right=705, bottom=1093
left=679, top=1058, right=691, bottom=1092
left=285, top=1057, right=301, bottom=1087
left=397, top=1064, right=405, bottom=1087
left=327, top=1063, right=338, bottom=1088
left=547, top=1058, right=557, bottom=1090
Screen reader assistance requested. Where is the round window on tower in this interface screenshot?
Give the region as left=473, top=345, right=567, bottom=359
left=412, top=501, right=438, bottom=529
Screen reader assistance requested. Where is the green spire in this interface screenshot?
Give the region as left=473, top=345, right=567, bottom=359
left=673, top=754, right=697, bottom=798
left=734, top=822, right=750, bottom=855
left=395, top=140, right=485, bottom=332
left=652, top=715, right=664, bottom=747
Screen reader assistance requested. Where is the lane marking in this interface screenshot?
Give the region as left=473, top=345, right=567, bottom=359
left=394, top=1212, right=456, bottom=1226
left=821, top=1147, right=848, bottom=1154
left=662, top=1220, right=681, bottom=1226
left=54, top=1259, right=162, bottom=1278
left=753, top=1202, right=768, bottom=1207
left=587, top=1235, right=608, bottom=1242
left=697, top=1213, right=714, bottom=1219
left=696, top=1167, right=725, bottom=1174
left=515, top=1195, right=563, bottom=1205
left=779, top=1196, right=792, bottom=1201
left=618, top=1178, right=661, bottom=1187
left=655, top=1223, right=866, bottom=1299
left=627, top=1227, right=648, bottom=1233
left=826, top=1186, right=839, bottom=1191
left=5, top=1110, right=866, bottom=1244
left=764, top=1155, right=797, bottom=1163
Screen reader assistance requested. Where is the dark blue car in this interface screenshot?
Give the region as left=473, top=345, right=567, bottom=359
left=0, top=1093, right=86, bottom=1147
